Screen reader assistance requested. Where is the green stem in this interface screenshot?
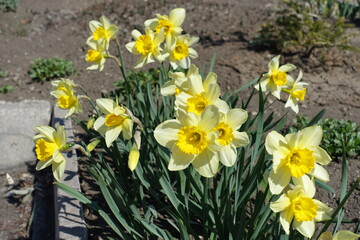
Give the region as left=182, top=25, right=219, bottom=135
left=115, top=38, right=132, bottom=107
left=78, top=86, right=101, bottom=116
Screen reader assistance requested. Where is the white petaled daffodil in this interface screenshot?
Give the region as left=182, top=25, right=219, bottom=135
left=167, top=34, right=199, bottom=69
left=126, top=29, right=168, bottom=69
left=34, top=125, right=68, bottom=181
left=255, top=55, right=296, bottom=99
left=86, top=39, right=107, bottom=71
left=154, top=105, right=223, bottom=177
left=265, top=125, right=331, bottom=194
left=88, top=16, right=118, bottom=50
left=50, top=79, right=82, bottom=118
left=270, top=176, right=332, bottom=238
left=94, top=98, right=134, bottom=148
left=175, top=68, right=228, bottom=116
left=161, top=64, right=200, bottom=96
left=213, top=108, right=250, bottom=166
left=283, top=71, right=308, bottom=114
left=318, top=230, right=360, bottom=240
left=144, top=8, right=186, bottom=46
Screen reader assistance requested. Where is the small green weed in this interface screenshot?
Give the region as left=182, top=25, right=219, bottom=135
left=286, top=116, right=360, bottom=159
left=28, top=58, right=76, bottom=82
left=251, top=0, right=360, bottom=57
left=0, top=69, right=13, bottom=94
left=0, top=0, right=19, bottom=11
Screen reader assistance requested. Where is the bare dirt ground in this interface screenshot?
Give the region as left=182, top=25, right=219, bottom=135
left=0, top=0, right=359, bottom=239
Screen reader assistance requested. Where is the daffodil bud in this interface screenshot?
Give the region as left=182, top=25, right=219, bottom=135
left=87, top=117, right=95, bottom=129
left=87, top=139, right=101, bottom=152
left=128, top=143, right=140, bottom=171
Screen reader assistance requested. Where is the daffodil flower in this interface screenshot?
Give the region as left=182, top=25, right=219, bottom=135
left=50, top=79, right=82, bottom=118
left=161, top=64, right=200, bottom=96
left=283, top=71, right=308, bottom=114
left=34, top=125, right=68, bottom=181
left=144, top=8, right=186, bottom=46
left=167, top=34, right=199, bottom=69
left=213, top=108, right=250, bottom=166
left=265, top=125, right=332, bottom=194
left=88, top=16, right=118, bottom=50
left=86, top=39, right=107, bottom=71
left=256, top=55, right=296, bottom=99
left=154, top=106, right=222, bottom=177
left=125, top=29, right=168, bottom=69
left=270, top=176, right=332, bottom=238
left=175, top=68, right=229, bottom=115
left=93, top=98, right=134, bottom=148
left=318, top=230, right=360, bottom=240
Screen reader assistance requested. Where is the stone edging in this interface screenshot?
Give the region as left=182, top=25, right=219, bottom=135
left=53, top=106, right=88, bottom=240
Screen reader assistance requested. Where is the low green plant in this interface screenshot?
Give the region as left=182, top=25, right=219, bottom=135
left=286, top=116, right=360, bottom=159
left=251, top=0, right=360, bottom=57
left=28, top=58, right=76, bottom=82
left=0, top=0, right=19, bottom=11
left=0, top=69, right=12, bottom=94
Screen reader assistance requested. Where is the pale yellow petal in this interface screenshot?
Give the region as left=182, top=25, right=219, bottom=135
left=105, top=126, right=122, bottom=148
left=279, top=209, right=294, bottom=235
left=265, top=131, right=287, bottom=155
left=96, top=98, right=116, bottom=115
left=232, top=131, right=249, bottom=148
left=52, top=160, right=66, bottom=181
left=168, top=145, right=194, bottom=171
left=311, top=164, right=330, bottom=182
left=52, top=150, right=65, bottom=164
left=293, top=220, right=315, bottom=238
left=34, top=126, right=55, bottom=142
left=310, top=146, right=331, bottom=165
left=269, top=166, right=291, bottom=195
left=218, top=145, right=237, bottom=167
left=298, top=125, right=323, bottom=148
left=270, top=194, right=291, bottom=213
left=54, top=125, right=66, bottom=147
left=198, top=105, right=220, bottom=131
left=94, top=117, right=107, bottom=135
left=36, top=159, right=53, bottom=171
left=169, top=8, right=186, bottom=27
left=278, top=64, right=296, bottom=73
left=226, top=108, right=248, bottom=130
left=292, top=175, right=315, bottom=198
left=122, top=118, right=133, bottom=140
left=269, top=55, right=280, bottom=72
left=314, top=199, right=332, bottom=222
left=192, top=149, right=219, bottom=178
left=333, top=231, right=360, bottom=240
left=154, top=119, right=181, bottom=149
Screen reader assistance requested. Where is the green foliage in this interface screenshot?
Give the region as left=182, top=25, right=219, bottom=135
left=286, top=116, right=360, bottom=159
left=0, top=0, right=19, bottom=11
left=251, top=0, right=360, bottom=56
left=113, top=68, right=160, bottom=97
left=0, top=69, right=12, bottom=94
left=28, top=58, right=76, bottom=82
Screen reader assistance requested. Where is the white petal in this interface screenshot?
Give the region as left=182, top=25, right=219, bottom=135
left=214, top=99, right=230, bottom=114
left=161, top=80, right=176, bottom=96
left=311, top=164, right=330, bottom=182
left=280, top=210, right=294, bottom=235
left=333, top=231, right=360, bottom=240
left=298, top=125, right=323, bottom=148
left=272, top=149, right=289, bottom=173
left=226, top=108, right=248, bottom=130
left=278, top=64, right=296, bottom=73
left=34, top=126, right=55, bottom=142
left=134, top=56, right=150, bottom=69
left=232, top=131, right=249, bottom=148
left=122, top=119, right=133, bottom=140
left=218, top=145, right=237, bottom=167
left=131, top=29, right=142, bottom=40
left=292, top=175, right=315, bottom=198
left=205, top=84, right=221, bottom=104
left=284, top=96, right=299, bottom=114
left=269, top=55, right=280, bottom=72
left=293, top=220, right=315, bottom=238
left=96, top=98, right=116, bottom=115
left=125, top=41, right=136, bottom=54
left=154, top=119, right=181, bottom=148
left=89, top=20, right=101, bottom=32
left=313, top=199, right=332, bottom=221
left=94, top=117, right=107, bottom=135
left=192, top=149, right=219, bottom=178
left=203, top=72, right=217, bottom=91
left=270, top=194, right=291, bottom=213
left=268, top=166, right=291, bottom=195
left=52, top=161, right=66, bottom=181
left=169, top=8, right=186, bottom=26
left=53, top=150, right=65, bottom=164
left=265, top=131, right=287, bottom=155
left=188, top=48, right=198, bottom=58
left=178, top=57, right=190, bottom=69
left=198, top=105, right=220, bottom=131
left=54, top=125, right=66, bottom=147
left=36, top=159, right=53, bottom=171
left=105, top=126, right=122, bottom=148
left=310, top=146, right=331, bottom=165
left=168, top=145, right=194, bottom=171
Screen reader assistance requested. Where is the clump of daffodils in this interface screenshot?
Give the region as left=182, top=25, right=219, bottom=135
left=127, top=8, right=199, bottom=69
left=256, top=55, right=308, bottom=114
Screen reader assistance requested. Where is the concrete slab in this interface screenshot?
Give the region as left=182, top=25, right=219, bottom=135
left=0, top=100, right=52, bottom=173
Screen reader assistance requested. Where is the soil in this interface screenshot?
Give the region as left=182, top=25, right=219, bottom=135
left=0, top=0, right=359, bottom=239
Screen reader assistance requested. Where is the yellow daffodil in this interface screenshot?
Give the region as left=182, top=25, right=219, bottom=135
left=161, top=64, right=200, bottom=96
left=283, top=71, right=308, bottom=114
left=34, top=125, right=68, bottom=181
left=213, top=108, right=249, bottom=166
left=265, top=125, right=331, bottom=194
left=318, top=230, right=360, bottom=240
left=175, top=68, right=229, bottom=115
left=154, top=106, right=222, bottom=177
left=86, top=39, right=107, bottom=71
left=125, top=29, right=168, bottom=69
left=256, top=55, right=296, bottom=99
left=50, top=79, right=82, bottom=118
left=144, top=8, right=186, bottom=46
left=270, top=176, right=332, bottom=238
left=167, top=34, right=199, bottom=69
left=93, top=98, right=134, bottom=148
left=88, top=16, right=118, bottom=50
left=128, top=143, right=140, bottom=171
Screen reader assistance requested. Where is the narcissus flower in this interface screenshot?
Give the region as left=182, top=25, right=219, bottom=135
left=213, top=108, right=250, bottom=166
left=270, top=176, right=332, bottom=238
left=256, top=55, right=296, bottom=99
left=167, top=34, right=199, bottom=69
left=175, top=67, right=228, bottom=115
left=94, top=98, right=134, bottom=148
left=86, top=40, right=107, bottom=71
left=50, top=79, right=82, bottom=118
left=154, top=106, right=222, bottom=177
left=265, top=125, right=331, bottom=194
left=88, top=16, right=118, bottom=50
left=283, top=71, right=308, bottom=114
left=318, top=230, right=360, bottom=240
left=34, top=125, right=68, bottom=181
left=161, top=64, right=200, bottom=96
left=144, top=8, right=186, bottom=46
left=126, top=29, right=168, bottom=69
